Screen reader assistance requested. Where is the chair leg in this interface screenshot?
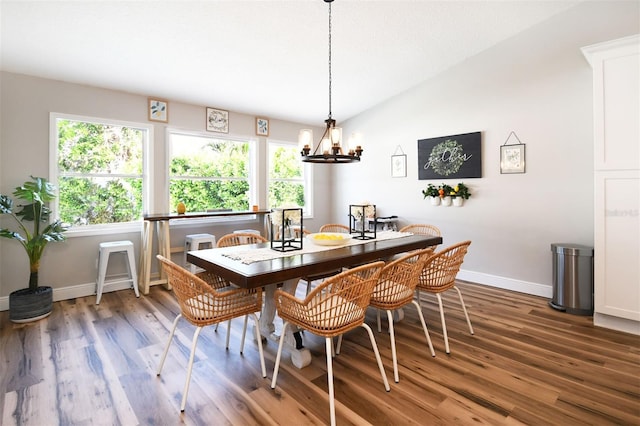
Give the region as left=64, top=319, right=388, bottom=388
left=385, top=310, right=399, bottom=383
left=225, top=319, right=232, bottom=350
left=250, top=313, right=267, bottom=378
left=454, top=286, right=474, bottom=335
left=181, top=326, right=203, bottom=412
left=361, top=323, right=390, bottom=392
left=325, top=337, right=337, bottom=426
left=436, top=293, right=450, bottom=354
left=125, top=248, right=140, bottom=298
left=157, top=314, right=182, bottom=376
left=271, top=322, right=289, bottom=389
left=335, top=334, right=343, bottom=355
left=96, top=251, right=109, bottom=304
left=377, top=308, right=382, bottom=333
left=240, top=315, right=249, bottom=354
left=411, top=300, right=435, bottom=357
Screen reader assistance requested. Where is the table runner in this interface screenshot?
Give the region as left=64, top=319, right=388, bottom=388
left=222, top=231, right=413, bottom=264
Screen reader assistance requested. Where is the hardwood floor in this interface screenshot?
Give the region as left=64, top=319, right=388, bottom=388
left=1, top=281, right=638, bottom=425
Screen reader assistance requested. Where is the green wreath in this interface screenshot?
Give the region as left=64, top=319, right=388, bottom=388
left=428, top=139, right=465, bottom=176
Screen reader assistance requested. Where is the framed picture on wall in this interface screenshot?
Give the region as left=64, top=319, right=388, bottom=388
left=500, top=144, right=526, bottom=174
left=206, top=107, right=229, bottom=133
left=391, top=154, right=407, bottom=177
left=148, top=98, right=168, bottom=122
left=417, top=131, right=482, bottom=180
left=256, top=117, right=269, bottom=136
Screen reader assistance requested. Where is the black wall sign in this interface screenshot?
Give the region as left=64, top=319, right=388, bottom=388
left=418, top=131, right=482, bottom=180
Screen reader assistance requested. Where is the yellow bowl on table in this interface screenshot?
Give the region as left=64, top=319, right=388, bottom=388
left=306, top=232, right=352, bottom=246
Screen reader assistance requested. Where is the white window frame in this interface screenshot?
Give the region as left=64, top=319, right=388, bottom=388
left=49, top=112, right=153, bottom=236
left=165, top=128, right=258, bottom=226
left=267, top=138, right=313, bottom=217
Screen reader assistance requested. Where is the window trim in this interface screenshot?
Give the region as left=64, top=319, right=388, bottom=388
left=49, top=112, right=153, bottom=234
left=267, top=138, right=313, bottom=217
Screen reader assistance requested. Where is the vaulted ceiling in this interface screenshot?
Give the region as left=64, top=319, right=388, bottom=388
left=1, top=1, right=580, bottom=124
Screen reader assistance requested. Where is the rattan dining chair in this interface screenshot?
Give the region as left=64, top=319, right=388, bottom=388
left=400, top=224, right=442, bottom=238
left=369, top=247, right=436, bottom=382
left=271, top=261, right=388, bottom=426
left=217, top=232, right=268, bottom=247
left=156, top=255, right=266, bottom=412
left=416, top=241, right=473, bottom=354
left=210, top=232, right=268, bottom=332
left=319, top=223, right=350, bottom=233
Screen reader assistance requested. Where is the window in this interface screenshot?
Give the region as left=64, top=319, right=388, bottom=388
left=51, top=114, right=150, bottom=230
left=268, top=140, right=311, bottom=215
left=168, top=131, right=255, bottom=212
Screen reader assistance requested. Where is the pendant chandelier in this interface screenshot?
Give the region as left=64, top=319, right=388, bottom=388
left=300, top=0, right=362, bottom=164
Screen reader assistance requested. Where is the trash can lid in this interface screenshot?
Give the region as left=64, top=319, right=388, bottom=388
left=551, top=243, right=594, bottom=256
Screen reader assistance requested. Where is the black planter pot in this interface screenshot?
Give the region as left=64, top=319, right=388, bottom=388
left=9, top=286, right=53, bottom=323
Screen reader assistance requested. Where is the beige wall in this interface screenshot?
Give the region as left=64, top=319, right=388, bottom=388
left=0, top=75, right=329, bottom=304
left=333, top=1, right=639, bottom=296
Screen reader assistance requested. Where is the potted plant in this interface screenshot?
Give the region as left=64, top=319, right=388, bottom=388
left=0, top=176, right=68, bottom=322
left=451, top=182, right=471, bottom=206
left=422, top=184, right=441, bottom=205
left=440, top=184, right=454, bottom=206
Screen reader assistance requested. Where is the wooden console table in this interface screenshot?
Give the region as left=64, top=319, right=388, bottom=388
left=139, top=210, right=271, bottom=294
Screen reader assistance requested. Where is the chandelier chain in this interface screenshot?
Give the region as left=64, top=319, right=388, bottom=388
left=328, top=1, right=332, bottom=120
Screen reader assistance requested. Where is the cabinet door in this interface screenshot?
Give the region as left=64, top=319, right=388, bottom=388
left=594, top=170, right=640, bottom=321
left=583, top=35, right=639, bottom=171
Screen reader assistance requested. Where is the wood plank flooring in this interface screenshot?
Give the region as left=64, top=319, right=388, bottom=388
left=1, top=281, right=638, bottom=425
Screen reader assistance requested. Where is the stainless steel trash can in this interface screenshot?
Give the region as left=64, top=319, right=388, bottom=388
left=549, top=243, right=594, bottom=315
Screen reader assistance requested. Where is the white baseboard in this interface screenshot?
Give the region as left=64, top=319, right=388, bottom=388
left=457, top=269, right=553, bottom=298
left=1, top=269, right=550, bottom=311
left=0, top=279, right=137, bottom=311
left=594, top=312, right=640, bottom=335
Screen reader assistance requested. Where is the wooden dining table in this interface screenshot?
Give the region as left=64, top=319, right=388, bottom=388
left=187, top=232, right=442, bottom=368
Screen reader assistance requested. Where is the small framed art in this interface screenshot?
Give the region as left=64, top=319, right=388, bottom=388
left=391, top=154, right=407, bottom=178
left=500, top=144, right=526, bottom=174
left=256, top=117, right=269, bottom=136
left=206, top=107, right=229, bottom=133
left=148, top=98, right=168, bottom=122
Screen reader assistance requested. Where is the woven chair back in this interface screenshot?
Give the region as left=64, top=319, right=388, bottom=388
left=318, top=224, right=350, bottom=233
left=400, top=224, right=442, bottom=237
left=276, top=261, right=384, bottom=337
left=371, top=247, right=434, bottom=309
left=217, top=232, right=268, bottom=247
left=157, top=255, right=262, bottom=327
left=418, top=241, right=471, bottom=293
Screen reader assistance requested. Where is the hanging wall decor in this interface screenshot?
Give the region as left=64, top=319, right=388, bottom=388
left=206, top=107, right=229, bottom=133
left=391, top=146, right=407, bottom=178
left=148, top=98, right=168, bottom=122
left=256, top=117, right=269, bottom=136
left=500, top=131, right=526, bottom=174
left=418, top=131, right=482, bottom=180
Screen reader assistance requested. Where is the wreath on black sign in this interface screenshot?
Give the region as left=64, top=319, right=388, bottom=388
left=428, top=139, right=465, bottom=176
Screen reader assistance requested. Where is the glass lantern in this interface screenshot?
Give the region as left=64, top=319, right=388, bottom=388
left=270, top=208, right=304, bottom=251
left=349, top=204, right=377, bottom=240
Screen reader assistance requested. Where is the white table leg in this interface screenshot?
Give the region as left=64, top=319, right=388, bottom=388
left=259, top=278, right=312, bottom=369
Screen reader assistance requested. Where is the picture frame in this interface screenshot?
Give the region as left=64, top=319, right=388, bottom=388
left=391, top=154, right=407, bottom=178
left=256, top=117, right=269, bottom=136
left=206, top=107, right=229, bottom=133
left=148, top=98, right=168, bottom=123
left=500, top=144, right=526, bottom=174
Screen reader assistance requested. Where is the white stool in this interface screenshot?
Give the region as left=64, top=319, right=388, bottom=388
left=184, top=233, right=216, bottom=273
left=96, top=240, right=139, bottom=304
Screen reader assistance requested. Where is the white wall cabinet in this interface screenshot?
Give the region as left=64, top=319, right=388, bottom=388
left=582, top=35, right=640, bottom=335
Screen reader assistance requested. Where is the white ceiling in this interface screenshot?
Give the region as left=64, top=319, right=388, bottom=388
left=1, top=0, right=580, bottom=125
